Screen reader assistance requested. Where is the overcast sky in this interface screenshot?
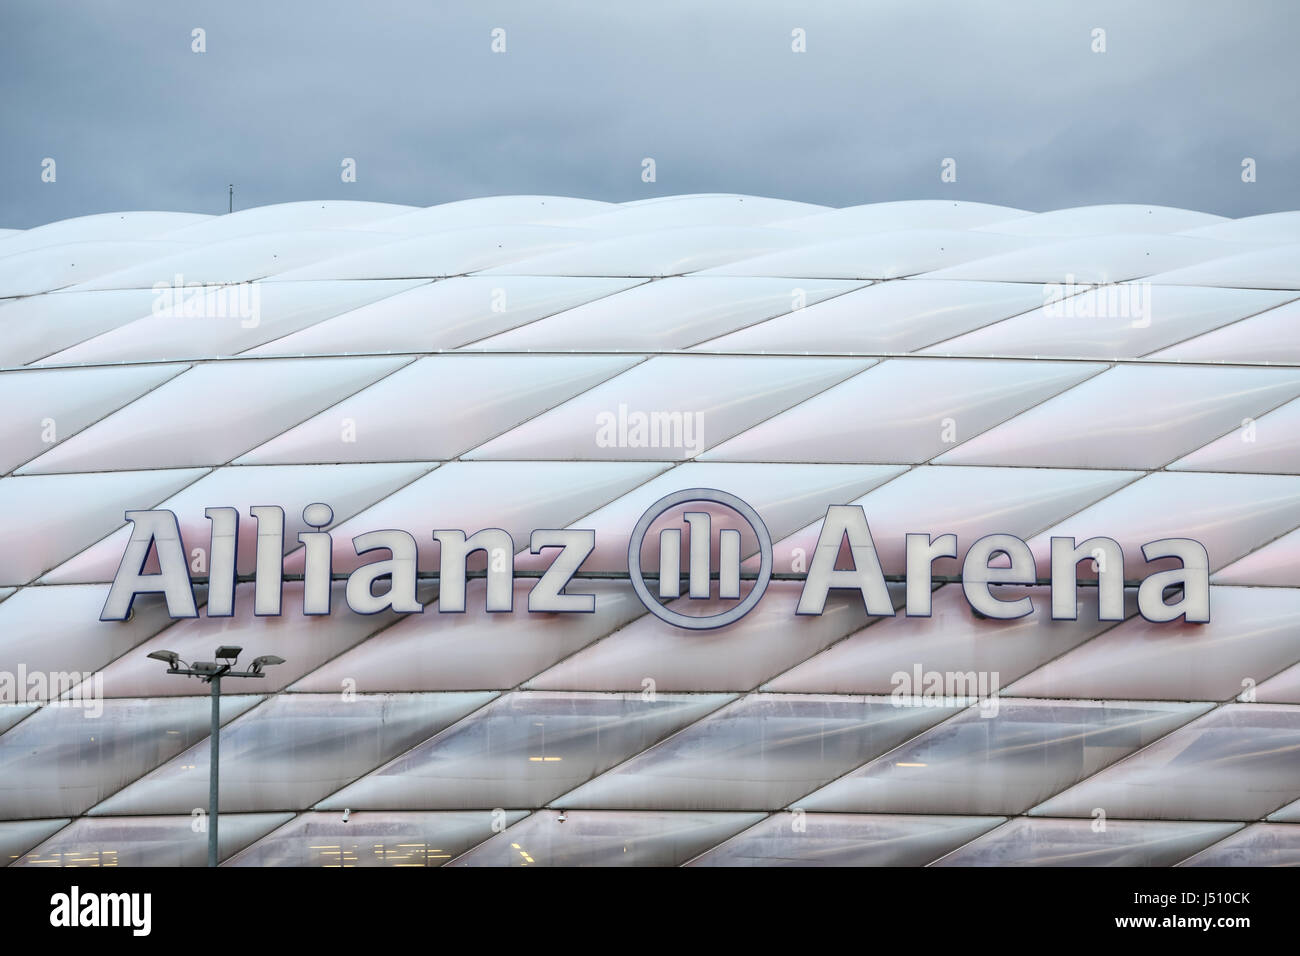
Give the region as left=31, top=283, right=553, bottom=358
left=2, top=1, right=1297, bottom=227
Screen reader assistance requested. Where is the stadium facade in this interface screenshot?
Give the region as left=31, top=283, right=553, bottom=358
left=1, top=194, right=1298, bottom=867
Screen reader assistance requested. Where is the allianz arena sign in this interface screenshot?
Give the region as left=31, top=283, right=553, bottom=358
left=102, top=487, right=1210, bottom=629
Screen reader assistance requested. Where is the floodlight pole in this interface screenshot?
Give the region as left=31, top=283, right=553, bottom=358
left=146, top=647, right=284, bottom=866
left=209, top=672, right=222, bottom=867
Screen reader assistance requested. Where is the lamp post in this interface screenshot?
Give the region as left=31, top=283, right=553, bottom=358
left=146, top=646, right=285, bottom=866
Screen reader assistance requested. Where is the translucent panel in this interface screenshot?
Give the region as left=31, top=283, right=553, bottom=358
left=160, top=201, right=417, bottom=241
left=468, top=278, right=864, bottom=351
left=0, top=469, right=205, bottom=586
left=695, top=280, right=1046, bottom=354
left=0, top=289, right=159, bottom=366
left=318, top=692, right=732, bottom=810
left=474, top=226, right=805, bottom=277
left=530, top=585, right=902, bottom=693
left=763, top=465, right=1137, bottom=578
left=1149, top=298, right=1300, bottom=363
left=1181, top=211, right=1300, bottom=243
left=687, top=813, right=1005, bottom=867
left=43, top=462, right=429, bottom=584
left=1144, top=243, right=1300, bottom=290
left=775, top=200, right=1031, bottom=235
left=71, top=230, right=402, bottom=290
left=1254, top=662, right=1300, bottom=704
left=228, top=810, right=529, bottom=866
left=38, top=279, right=425, bottom=364
left=0, top=587, right=176, bottom=697
left=18, top=357, right=406, bottom=473
left=16, top=813, right=291, bottom=867
left=0, top=695, right=260, bottom=818
left=1270, top=798, right=1300, bottom=822
left=245, top=275, right=643, bottom=356
left=91, top=693, right=493, bottom=815
left=766, top=585, right=1138, bottom=695
left=701, top=358, right=1099, bottom=464
left=97, top=581, right=426, bottom=698
left=0, top=364, right=186, bottom=472
left=693, top=230, right=1029, bottom=279
left=936, top=365, right=1300, bottom=469
left=922, top=235, right=1247, bottom=284
left=1031, top=704, right=1300, bottom=820
left=1170, top=394, right=1300, bottom=474
left=465, top=355, right=872, bottom=461
left=1025, top=472, right=1300, bottom=579
left=0, top=240, right=196, bottom=297
left=279, top=460, right=663, bottom=576
left=269, top=225, right=598, bottom=281
left=1006, top=587, right=1300, bottom=701
left=376, top=196, right=616, bottom=233
left=1, top=819, right=70, bottom=865
left=920, top=286, right=1293, bottom=359
left=1178, top=823, right=1300, bottom=866
left=453, top=810, right=763, bottom=867
left=576, top=194, right=826, bottom=230
left=0, top=212, right=210, bottom=256
left=527, top=461, right=904, bottom=573
left=293, top=581, right=648, bottom=693
left=977, top=205, right=1226, bottom=237
left=802, top=699, right=1206, bottom=815
left=933, top=818, right=1240, bottom=867
left=237, top=354, right=640, bottom=464
left=0, top=703, right=38, bottom=735
left=555, top=694, right=960, bottom=811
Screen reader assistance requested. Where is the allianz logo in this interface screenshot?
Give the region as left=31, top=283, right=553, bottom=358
left=100, top=489, right=1210, bottom=630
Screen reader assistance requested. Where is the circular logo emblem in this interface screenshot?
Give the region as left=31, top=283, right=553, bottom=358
left=626, top=488, right=772, bottom=630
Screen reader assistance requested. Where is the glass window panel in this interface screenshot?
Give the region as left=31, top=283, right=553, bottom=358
left=1031, top=704, right=1300, bottom=821
left=933, top=818, right=1240, bottom=866
left=15, top=813, right=291, bottom=867
left=318, top=692, right=732, bottom=811
left=453, top=810, right=763, bottom=867
left=556, top=694, right=959, bottom=811
left=803, top=699, right=1206, bottom=815
left=92, top=692, right=493, bottom=815
left=1178, top=823, right=1300, bottom=866
left=228, top=810, right=529, bottom=867
left=0, top=695, right=261, bottom=818
left=1, top=819, right=70, bottom=865
left=687, top=812, right=1005, bottom=867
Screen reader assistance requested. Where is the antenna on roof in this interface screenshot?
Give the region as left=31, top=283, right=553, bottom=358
left=228, top=184, right=234, bottom=215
